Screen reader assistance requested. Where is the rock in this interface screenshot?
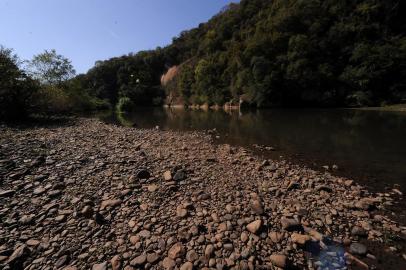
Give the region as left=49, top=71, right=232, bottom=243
left=0, top=189, right=14, bottom=197
left=168, top=242, right=185, bottom=259
left=130, top=235, right=140, bottom=245
left=354, top=198, right=374, bottom=211
left=148, top=184, right=158, bottom=192
left=164, top=170, right=172, bottom=181
left=241, top=231, right=249, bottom=242
left=92, top=262, right=107, bottom=270
left=55, top=215, right=66, bottom=222
left=345, top=180, right=354, bottom=187
left=131, top=254, right=147, bottom=266
left=54, top=255, right=69, bottom=268
left=224, top=243, right=233, bottom=251
left=186, top=250, right=198, bottom=262
left=137, top=169, right=151, bottom=179
left=19, top=214, right=34, bottom=225
left=291, top=233, right=311, bottom=245
left=33, top=187, right=46, bottom=195
left=270, top=254, right=287, bottom=268
left=308, top=230, right=323, bottom=241
left=350, top=243, right=367, bottom=256
left=392, top=189, right=402, bottom=196
left=81, top=205, right=93, bottom=217
left=100, top=199, right=122, bottom=210
left=205, top=244, right=215, bottom=258
left=138, top=230, right=151, bottom=238
left=180, top=261, right=194, bottom=270
left=26, top=239, right=40, bottom=246
left=269, top=231, right=283, bottom=243
left=246, top=220, right=262, bottom=234
left=351, top=226, right=368, bottom=237
left=173, top=170, right=186, bottom=181
left=250, top=199, right=264, bottom=215
left=281, top=217, right=301, bottom=231
left=162, top=257, right=176, bottom=269
left=6, top=245, right=29, bottom=265
left=111, top=255, right=121, bottom=270
left=176, top=206, right=188, bottom=217
left=147, top=253, right=159, bottom=264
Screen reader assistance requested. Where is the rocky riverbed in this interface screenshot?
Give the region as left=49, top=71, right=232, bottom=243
left=0, top=118, right=405, bottom=270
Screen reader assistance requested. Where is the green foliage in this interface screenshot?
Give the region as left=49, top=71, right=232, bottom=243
left=77, top=0, right=406, bottom=108
left=0, top=46, right=39, bottom=120
left=0, top=46, right=109, bottom=120
left=30, top=49, right=76, bottom=85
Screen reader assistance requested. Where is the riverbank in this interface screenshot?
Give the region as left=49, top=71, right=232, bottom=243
left=0, top=118, right=405, bottom=270
left=351, top=104, right=406, bottom=112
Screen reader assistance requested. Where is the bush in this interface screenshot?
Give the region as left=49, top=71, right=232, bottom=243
left=116, top=97, right=135, bottom=112
left=32, top=86, right=73, bottom=114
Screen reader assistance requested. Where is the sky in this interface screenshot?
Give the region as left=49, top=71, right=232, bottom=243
left=0, top=0, right=237, bottom=74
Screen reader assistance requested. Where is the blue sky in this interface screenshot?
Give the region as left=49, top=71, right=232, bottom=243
left=0, top=0, right=237, bottom=74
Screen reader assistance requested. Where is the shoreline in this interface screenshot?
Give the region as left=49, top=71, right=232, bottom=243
left=0, top=118, right=405, bottom=269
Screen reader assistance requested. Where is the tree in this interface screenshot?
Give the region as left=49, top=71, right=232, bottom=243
left=0, top=46, right=39, bottom=119
left=30, top=49, right=75, bottom=85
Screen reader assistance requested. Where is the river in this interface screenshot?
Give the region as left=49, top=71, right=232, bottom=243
left=99, top=107, right=406, bottom=194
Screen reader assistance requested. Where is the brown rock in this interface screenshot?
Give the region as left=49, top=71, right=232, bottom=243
left=147, top=253, right=159, bottom=264
left=131, top=254, right=147, bottom=266
left=246, top=220, right=262, bottom=234
left=205, top=244, right=214, bottom=258
left=251, top=199, right=264, bottom=215
left=168, top=242, right=185, bottom=259
left=241, top=231, right=249, bottom=242
left=92, top=262, right=107, bottom=270
left=164, top=171, right=172, bottom=181
left=291, top=233, right=311, bottom=245
left=26, top=239, right=40, bottom=246
left=180, top=262, right=194, bottom=270
left=0, top=189, right=14, bottom=197
left=270, top=254, right=287, bottom=268
left=111, top=255, right=121, bottom=270
left=148, top=184, right=158, bottom=192
left=162, top=257, right=176, bottom=269
left=176, top=206, right=188, bottom=218
left=6, top=245, right=29, bottom=264
left=100, top=199, right=122, bottom=210
left=269, top=231, right=283, bottom=243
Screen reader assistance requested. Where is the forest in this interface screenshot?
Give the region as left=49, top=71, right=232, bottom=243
left=1, top=0, right=406, bottom=119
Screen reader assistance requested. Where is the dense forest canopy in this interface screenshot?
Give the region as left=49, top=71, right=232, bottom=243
left=81, top=0, right=406, bottom=109
left=1, top=0, right=406, bottom=120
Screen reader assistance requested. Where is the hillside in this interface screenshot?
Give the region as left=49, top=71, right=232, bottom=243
left=81, top=0, right=406, bottom=109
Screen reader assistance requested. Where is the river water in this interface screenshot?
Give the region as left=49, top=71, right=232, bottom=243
left=99, top=107, right=406, bottom=193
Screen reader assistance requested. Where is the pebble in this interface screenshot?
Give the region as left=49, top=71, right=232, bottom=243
left=350, top=242, right=368, bottom=256
left=270, top=254, right=287, bottom=268
left=246, top=220, right=262, bottom=234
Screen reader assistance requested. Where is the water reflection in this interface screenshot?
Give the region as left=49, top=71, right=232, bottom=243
left=100, top=107, right=406, bottom=192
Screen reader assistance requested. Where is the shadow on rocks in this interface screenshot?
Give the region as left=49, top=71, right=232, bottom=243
left=1, top=115, right=76, bottom=129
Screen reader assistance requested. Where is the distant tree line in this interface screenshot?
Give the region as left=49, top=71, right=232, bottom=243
left=82, top=0, right=406, bottom=109
left=2, top=0, right=405, bottom=119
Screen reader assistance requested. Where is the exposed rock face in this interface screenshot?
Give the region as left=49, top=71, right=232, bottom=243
left=161, top=66, right=179, bottom=86
left=0, top=118, right=404, bottom=269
